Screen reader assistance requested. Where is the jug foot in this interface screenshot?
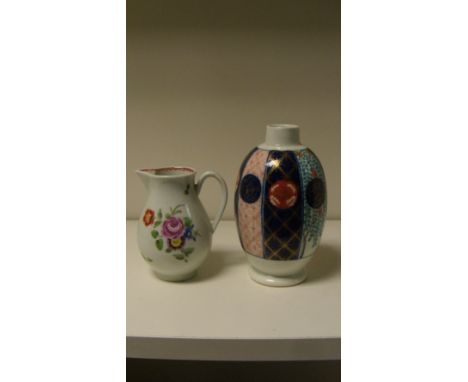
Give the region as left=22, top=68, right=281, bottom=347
left=248, top=267, right=307, bottom=287
left=153, top=270, right=197, bottom=282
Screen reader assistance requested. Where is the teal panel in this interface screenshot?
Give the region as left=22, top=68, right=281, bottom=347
left=295, top=149, right=327, bottom=256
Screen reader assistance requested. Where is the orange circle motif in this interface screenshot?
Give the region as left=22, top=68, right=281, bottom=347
left=268, top=180, right=298, bottom=209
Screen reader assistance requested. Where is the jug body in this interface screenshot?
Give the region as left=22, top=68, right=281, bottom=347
left=137, top=167, right=227, bottom=281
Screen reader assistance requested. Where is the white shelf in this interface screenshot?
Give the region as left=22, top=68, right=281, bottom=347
left=127, top=220, right=340, bottom=361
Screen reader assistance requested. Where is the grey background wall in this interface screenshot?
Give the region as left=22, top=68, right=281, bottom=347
left=127, top=0, right=340, bottom=220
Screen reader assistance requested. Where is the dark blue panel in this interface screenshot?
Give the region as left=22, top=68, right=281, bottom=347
left=306, top=178, right=326, bottom=208
left=240, top=174, right=262, bottom=204
left=261, top=151, right=303, bottom=260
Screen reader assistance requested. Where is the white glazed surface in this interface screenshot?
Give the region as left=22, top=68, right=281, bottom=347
left=257, top=124, right=306, bottom=151
left=137, top=168, right=227, bottom=281
left=246, top=254, right=314, bottom=287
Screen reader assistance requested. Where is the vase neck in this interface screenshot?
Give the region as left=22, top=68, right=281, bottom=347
left=258, top=124, right=305, bottom=150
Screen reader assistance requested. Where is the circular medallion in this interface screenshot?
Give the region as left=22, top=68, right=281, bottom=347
left=240, top=174, right=262, bottom=203
left=306, top=178, right=325, bottom=208
left=268, top=180, right=298, bottom=209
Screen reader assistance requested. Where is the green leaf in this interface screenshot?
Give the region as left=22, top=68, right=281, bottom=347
left=156, top=239, right=163, bottom=250
left=157, top=209, right=162, bottom=219
left=165, top=248, right=172, bottom=253
left=182, top=247, right=194, bottom=256
left=173, top=204, right=183, bottom=215
left=153, top=221, right=161, bottom=227
left=174, top=254, right=184, bottom=261
left=151, top=230, right=159, bottom=238
left=165, top=213, right=171, bottom=219
left=183, top=217, right=192, bottom=226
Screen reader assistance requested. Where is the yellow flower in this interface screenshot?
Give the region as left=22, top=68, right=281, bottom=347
left=168, top=237, right=185, bottom=249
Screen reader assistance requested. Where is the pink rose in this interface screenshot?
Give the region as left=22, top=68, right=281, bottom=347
left=161, top=217, right=185, bottom=239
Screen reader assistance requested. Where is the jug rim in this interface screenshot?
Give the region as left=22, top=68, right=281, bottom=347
left=136, top=166, right=196, bottom=179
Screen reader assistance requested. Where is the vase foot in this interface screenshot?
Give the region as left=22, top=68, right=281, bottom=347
left=152, top=270, right=197, bottom=282
left=248, top=267, right=307, bottom=287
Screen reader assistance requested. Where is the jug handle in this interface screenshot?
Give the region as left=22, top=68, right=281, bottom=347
left=196, top=171, right=228, bottom=232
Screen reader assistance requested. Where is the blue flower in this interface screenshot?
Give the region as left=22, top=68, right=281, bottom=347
left=184, top=226, right=193, bottom=239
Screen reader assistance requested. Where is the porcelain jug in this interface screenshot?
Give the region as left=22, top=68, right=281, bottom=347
left=137, top=167, right=228, bottom=281
left=234, top=124, right=327, bottom=286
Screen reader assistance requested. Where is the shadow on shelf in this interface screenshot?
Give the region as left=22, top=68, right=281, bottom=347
left=304, top=245, right=341, bottom=284
left=185, top=249, right=246, bottom=283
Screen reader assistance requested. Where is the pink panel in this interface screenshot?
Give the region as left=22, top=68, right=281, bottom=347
left=238, top=149, right=268, bottom=257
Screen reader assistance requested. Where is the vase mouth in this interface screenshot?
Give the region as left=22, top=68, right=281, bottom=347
left=267, top=123, right=299, bottom=129
left=258, top=123, right=305, bottom=150
left=137, top=166, right=195, bottom=178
